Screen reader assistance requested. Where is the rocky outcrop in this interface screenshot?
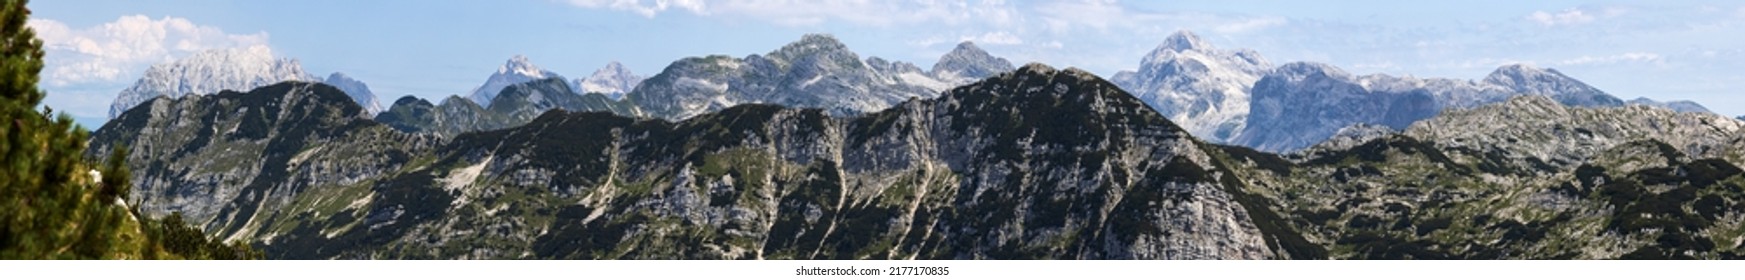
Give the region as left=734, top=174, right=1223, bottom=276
left=88, top=82, right=438, bottom=239
left=1234, top=62, right=1439, bottom=152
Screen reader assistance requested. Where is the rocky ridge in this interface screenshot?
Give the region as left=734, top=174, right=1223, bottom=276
left=627, top=34, right=1012, bottom=121
left=108, top=46, right=320, bottom=119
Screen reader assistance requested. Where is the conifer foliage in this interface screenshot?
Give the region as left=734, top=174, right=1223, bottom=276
left=0, top=0, right=257, bottom=259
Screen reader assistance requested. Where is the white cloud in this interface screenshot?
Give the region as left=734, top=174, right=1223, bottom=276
left=961, top=31, right=1023, bottom=45
left=566, top=0, right=707, bottom=17
left=1559, top=52, right=1663, bottom=66
left=28, top=15, right=269, bottom=86
left=1527, top=7, right=1626, bottom=27
left=1528, top=9, right=1595, bottom=26
left=569, top=0, right=1018, bottom=27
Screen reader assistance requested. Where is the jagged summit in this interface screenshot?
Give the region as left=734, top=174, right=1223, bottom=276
left=501, top=55, right=543, bottom=76
left=468, top=55, right=564, bottom=106
left=947, top=62, right=1167, bottom=128
left=931, top=41, right=1016, bottom=80
left=769, top=33, right=855, bottom=62
left=1116, top=29, right=1273, bottom=143
left=575, top=61, right=645, bottom=100
left=1160, top=30, right=1212, bottom=51
left=627, top=33, right=967, bottom=120
left=108, top=46, right=317, bottom=119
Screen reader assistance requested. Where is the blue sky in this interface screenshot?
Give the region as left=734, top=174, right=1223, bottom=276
left=26, top=0, right=1745, bottom=127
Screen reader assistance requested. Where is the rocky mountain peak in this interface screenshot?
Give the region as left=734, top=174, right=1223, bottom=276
left=598, top=61, right=629, bottom=74
left=392, top=95, right=431, bottom=107
left=1483, top=63, right=1621, bottom=107
left=1014, top=62, right=1058, bottom=76
left=108, top=46, right=317, bottom=119
left=576, top=61, right=645, bottom=99
left=469, top=55, right=563, bottom=106
left=955, top=62, right=1158, bottom=122
left=770, top=33, right=854, bottom=62
left=931, top=41, right=1015, bottom=79
left=322, top=72, right=384, bottom=116
left=1160, top=30, right=1211, bottom=52
left=501, top=55, right=543, bottom=76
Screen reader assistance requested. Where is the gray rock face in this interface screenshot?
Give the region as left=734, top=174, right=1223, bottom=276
left=628, top=34, right=1005, bottom=121
left=1237, top=62, right=1628, bottom=153
left=1626, top=97, right=1714, bottom=114
left=1235, top=62, right=1438, bottom=153
left=427, top=64, right=1267, bottom=259
left=1232, top=95, right=1745, bottom=259
left=1112, top=30, right=1271, bottom=143
left=99, top=64, right=1284, bottom=260
left=1483, top=64, right=1623, bottom=107
left=573, top=61, right=645, bottom=100
left=87, top=82, right=439, bottom=239
left=930, top=41, right=1014, bottom=81
left=108, top=46, right=317, bottom=119
left=322, top=72, right=384, bottom=116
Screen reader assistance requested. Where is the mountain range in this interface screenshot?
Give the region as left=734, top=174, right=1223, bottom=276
left=371, top=34, right=1012, bottom=138
left=625, top=34, right=1012, bottom=121
left=107, top=46, right=387, bottom=118
left=84, top=31, right=1745, bottom=260
left=88, top=61, right=1745, bottom=259
left=1114, top=30, right=1722, bottom=153
left=374, top=77, right=640, bottom=138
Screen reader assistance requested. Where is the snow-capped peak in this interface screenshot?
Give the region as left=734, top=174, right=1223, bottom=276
left=1115, top=29, right=1272, bottom=143
left=500, top=55, right=545, bottom=77
left=469, top=55, right=564, bottom=106
left=1160, top=30, right=1211, bottom=52
left=575, top=61, right=645, bottom=100
left=107, top=46, right=317, bottom=119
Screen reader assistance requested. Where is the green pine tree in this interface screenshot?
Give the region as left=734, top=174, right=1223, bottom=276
left=1, top=0, right=259, bottom=259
